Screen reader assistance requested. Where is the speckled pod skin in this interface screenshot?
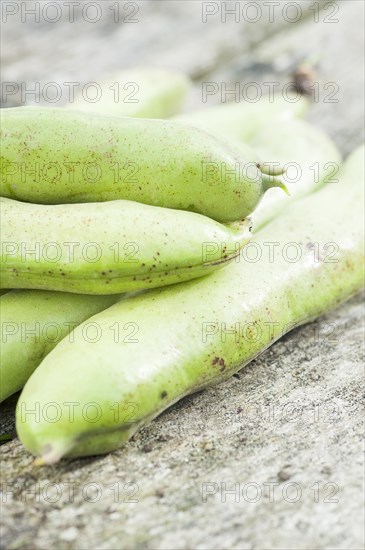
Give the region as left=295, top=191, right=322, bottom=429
left=0, top=198, right=252, bottom=294
left=173, top=95, right=309, bottom=142
left=0, top=290, right=120, bottom=402
left=16, top=146, right=364, bottom=462
left=0, top=107, right=283, bottom=223
left=66, top=67, right=191, bottom=118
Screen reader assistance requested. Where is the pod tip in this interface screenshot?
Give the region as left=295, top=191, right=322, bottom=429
left=33, top=456, right=46, bottom=467
left=33, top=452, right=61, bottom=466
left=32, top=442, right=70, bottom=465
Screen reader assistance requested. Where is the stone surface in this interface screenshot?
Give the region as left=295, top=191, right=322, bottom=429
left=1, top=1, right=364, bottom=549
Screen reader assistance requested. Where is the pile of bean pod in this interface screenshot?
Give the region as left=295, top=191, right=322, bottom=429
left=0, top=68, right=364, bottom=463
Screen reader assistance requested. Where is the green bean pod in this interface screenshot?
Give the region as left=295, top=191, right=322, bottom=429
left=0, top=107, right=284, bottom=222
left=0, top=197, right=252, bottom=294
left=16, top=145, right=364, bottom=462
left=0, top=290, right=120, bottom=402
left=173, top=95, right=309, bottom=142
left=65, top=67, right=191, bottom=118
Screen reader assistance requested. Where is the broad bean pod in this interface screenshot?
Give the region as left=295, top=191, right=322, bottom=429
left=0, top=198, right=252, bottom=293
left=16, top=145, right=364, bottom=462
left=0, top=107, right=284, bottom=222
left=173, top=95, right=309, bottom=142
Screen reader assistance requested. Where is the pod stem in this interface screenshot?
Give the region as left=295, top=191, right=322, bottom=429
left=262, top=174, right=290, bottom=196
left=258, top=162, right=286, bottom=177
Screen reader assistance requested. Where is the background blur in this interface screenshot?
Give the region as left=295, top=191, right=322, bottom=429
left=1, top=2, right=364, bottom=550
left=1, top=0, right=364, bottom=152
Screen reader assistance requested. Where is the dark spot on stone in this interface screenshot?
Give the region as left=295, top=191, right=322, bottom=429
left=142, top=443, right=153, bottom=453
left=321, top=465, right=332, bottom=476
left=278, top=465, right=292, bottom=482
left=157, top=434, right=170, bottom=442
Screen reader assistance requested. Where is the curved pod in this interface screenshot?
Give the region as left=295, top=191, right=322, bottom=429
left=0, top=107, right=284, bottom=222
left=0, top=198, right=252, bottom=294
left=16, top=146, right=365, bottom=462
